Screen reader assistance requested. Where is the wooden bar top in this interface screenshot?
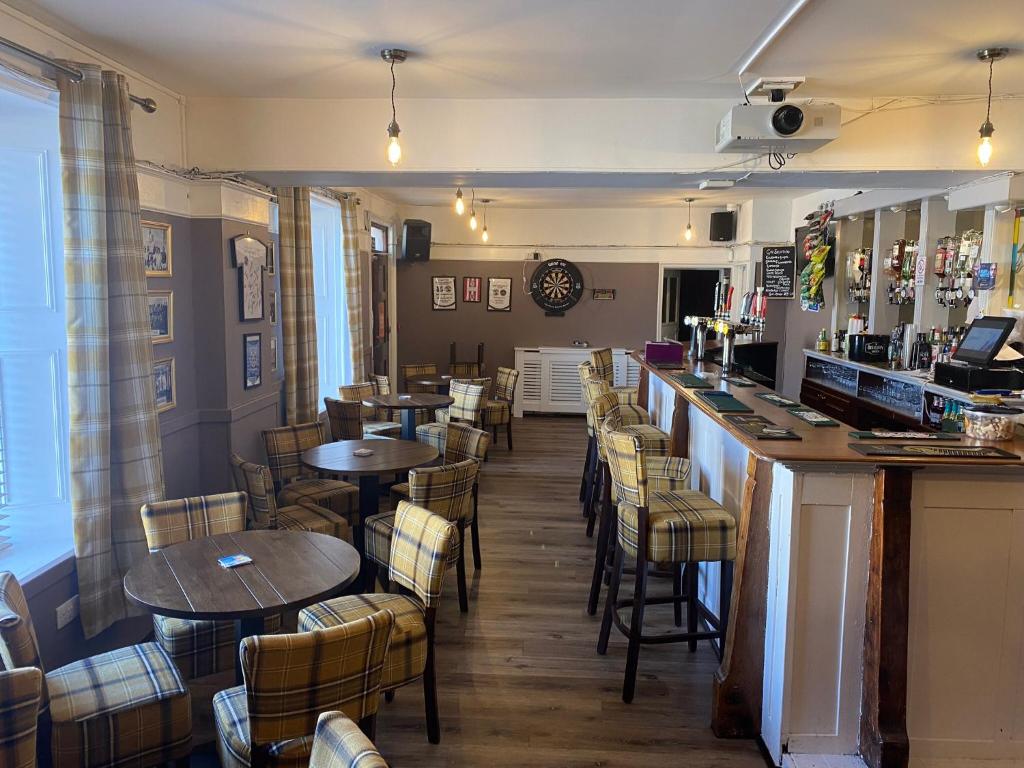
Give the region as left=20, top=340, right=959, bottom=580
left=634, top=352, right=1024, bottom=468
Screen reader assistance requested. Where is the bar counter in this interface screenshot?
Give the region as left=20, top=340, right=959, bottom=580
left=634, top=352, right=1024, bottom=768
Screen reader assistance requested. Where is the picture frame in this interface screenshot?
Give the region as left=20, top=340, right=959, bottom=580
left=142, top=221, right=172, bottom=277
left=266, top=240, right=276, bottom=276
left=147, top=290, right=173, bottom=343
left=432, top=275, right=457, bottom=311
left=463, top=276, right=482, bottom=303
left=270, top=335, right=279, bottom=372
left=269, top=291, right=278, bottom=325
left=230, top=235, right=267, bottom=322
left=153, top=357, right=176, bottom=413
left=244, top=332, right=262, bottom=389
left=487, top=277, right=512, bottom=312
left=592, top=288, right=616, bottom=301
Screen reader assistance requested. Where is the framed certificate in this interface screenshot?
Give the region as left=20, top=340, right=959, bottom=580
left=432, top=276, right=456, bottom=310
left=487, top=277, right=512, bottom=312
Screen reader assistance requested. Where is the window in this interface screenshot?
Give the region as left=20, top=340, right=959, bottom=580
left=370, top=222, right=389, bottom=255
left=310, top=195, right=353, bottom=404
left=0, top=74, right=73, bottom=575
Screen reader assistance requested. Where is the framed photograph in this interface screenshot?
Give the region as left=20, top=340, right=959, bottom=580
left=269, top=291, right=278, bottom=325
left=270, top=336, right=279, bottom=372
left=432, top=275, right=456, bottom=311
left=147, top=290, right=173, bottom=343
left=266, top=240, right=276, bottom=276
left=487, top=277, right=512, bottom=312
left=142, top=221, right=172, bottom=277
left=244, top=333, right=262, bottom=389
left=153, top=357, right=176, bottom=413
left=230, top=235, right=267, bottom=321
left=463, top=276, right=482, bottom=303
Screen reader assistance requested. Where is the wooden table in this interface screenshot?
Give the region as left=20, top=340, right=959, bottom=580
left=409, top=374, right=453, bottom=395
left=363, top=393, right=454, bottom=440
left=124, top=529, right=359, bottom=683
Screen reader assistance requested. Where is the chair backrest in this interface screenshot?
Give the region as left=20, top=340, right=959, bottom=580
left=140, top=492, right=247, bottom=552
left=240, top=610, right=395, bottom=749
left=447, top=381, right=487, bottom=426
left=493, top=367, right=519, bottom=402
left=400, top=363, right=437, bottom=394
left=589, top=348, right=615, bottom=385
left=371, top=375, right=391, bottom=397
left=449, top=361, right=480, bottom=379
left=309, top=711, right=389, bottom=768
left=444, top=423, right=490, bottom=464
left=0, top=666, right=43, bottom=768
left=338, top=383, right=377, bottom=421
left=389, top=502, right=458, bottom=609
left=325, top=398, right=364, bottom=441
left=230, top=453, right=280, bottom=529
left=407, top=459, right=478, bottom=524
left=263, top=422, right=327, bottom=490
left=584, top=377, right=612, bottom=405
left=0, top=574, right=43, bottom=678
left=601, top=420, right=647, bottom=509
left=590, top=393, right=623, bottom=461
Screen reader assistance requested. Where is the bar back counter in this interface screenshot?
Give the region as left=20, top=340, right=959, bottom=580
left=635, top=352, right=1024, bottom=768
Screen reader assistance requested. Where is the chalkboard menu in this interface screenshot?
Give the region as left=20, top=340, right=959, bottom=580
left=763, top=245, right=796, bottom=299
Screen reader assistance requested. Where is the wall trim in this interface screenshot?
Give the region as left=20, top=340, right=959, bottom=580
left=159, top=409, right=200, bottom=437
left=198, top=391, right=281, bottom=424
left=137, top=164, right=274, bottom=225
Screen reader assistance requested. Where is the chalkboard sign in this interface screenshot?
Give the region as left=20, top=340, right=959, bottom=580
left=763, top=245, right=796, bottom=299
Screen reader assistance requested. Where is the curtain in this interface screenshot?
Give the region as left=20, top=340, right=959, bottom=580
left=340, top=197, right=366, bottom=384
left=57, top=64, right=164, bottom=638
left=277, top=187, right=320, bottom=424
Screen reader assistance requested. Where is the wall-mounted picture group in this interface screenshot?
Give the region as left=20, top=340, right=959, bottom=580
left=432, top=274, right=512, bottom=311
left=144, top=220, right=177, bottom=412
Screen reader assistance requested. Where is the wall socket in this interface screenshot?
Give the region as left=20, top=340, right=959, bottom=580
left=55, top=595, right=79, bottom=630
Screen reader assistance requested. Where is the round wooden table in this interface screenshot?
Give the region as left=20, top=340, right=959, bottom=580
left=408, top=374, right=453, bottom=395
left=124, top=529, right=359, bottom=683
left=363, top=393, right=454, bottom=440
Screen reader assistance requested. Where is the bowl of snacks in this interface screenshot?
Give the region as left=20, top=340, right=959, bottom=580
left=963, top=404, right=1022, bottom=442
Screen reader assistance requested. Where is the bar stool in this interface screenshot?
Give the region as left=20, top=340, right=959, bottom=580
left=597, top=427, right=737, bottom=703
left=589, top=348, right=639, bottom=404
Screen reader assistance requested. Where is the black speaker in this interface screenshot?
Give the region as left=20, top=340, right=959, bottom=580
left=710, top=211, right=736, bottom=242
left=402, top=219, right=431, bottom=261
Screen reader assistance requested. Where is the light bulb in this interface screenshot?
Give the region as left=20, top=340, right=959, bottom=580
left=455, top=188, right=465, bottom=215
left=386, top=121, right=402, bottom=166
left=684, top=224, right=693, bottom=241
left=978, top=136, right=993, bottom=166
left=482, top=226, right=489, bottom=243
left=469, top=211, right=477, bottom=231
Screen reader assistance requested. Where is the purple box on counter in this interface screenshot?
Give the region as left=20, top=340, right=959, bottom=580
left=644, top=340, right=684, bottom=365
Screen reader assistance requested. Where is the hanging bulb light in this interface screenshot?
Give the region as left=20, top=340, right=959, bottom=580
left=481, top=199, right=490, bottom=242
left=469, top=189, right=478, bottom=230
left=975, top=48, right=1008, bottom=167
left=381, top=49, right=408, bottom=167
left=683, top=198, right=695, bottom=241
left=454, top=187, right=465, bottom=216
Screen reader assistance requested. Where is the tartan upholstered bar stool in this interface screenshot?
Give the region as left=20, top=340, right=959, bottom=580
left=597, top=428, right=737, bottom=703
left=481, top=366, right=519, bottom=450
left=589, top=348, right=638, bottom=403
left=263, top=422, right=360, bottom=519
left=212, top=609, right=396, bottom=767
left=0, top=572, right=192, bottom=767
left=140, top=492, right=283, bottom=679
left=0, top=666, right=42, bottom=768
left=337, top=383, right=402, bottom=437
left=301, top=503, right=459, bottom=745
left=231, top=454, right=352, bottom=540
left=309, top=711, right=389, bottom=768
left=415, top=380, right=488, bottom=452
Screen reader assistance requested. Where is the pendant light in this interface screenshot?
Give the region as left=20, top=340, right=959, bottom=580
left=683, top=198, right=695, bottom=241
left=454, top=187, right=465, bottom=216
left=469, top=189, right=478, bottom=231
left=380, top=48, right=408, bottom=167
left=481, top=199, right=490, bottom=242
left=975, top=48, right=1008, bottom=167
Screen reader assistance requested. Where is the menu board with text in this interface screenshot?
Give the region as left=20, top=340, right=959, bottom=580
left=763, top=245, right=796, bottom=299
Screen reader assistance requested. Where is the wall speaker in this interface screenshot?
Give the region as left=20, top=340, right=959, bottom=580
left=709, top=211, right=736, bottom=242
left=402, top=219, right=431, bottom=261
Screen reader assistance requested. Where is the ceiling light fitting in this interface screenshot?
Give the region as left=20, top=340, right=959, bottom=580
left=976, top=47, right=1008, bottom=167
left=454, top=186, right=465, bottom=216
left=480, top=199, right=491, bottom=242
left=469, top=189, right=478, bottom=231
left=684, top=198, right=695, bottom=241
left=381, top=48, right=408, bottom=167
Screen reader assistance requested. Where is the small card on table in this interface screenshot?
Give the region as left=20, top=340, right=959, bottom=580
left=218, top=554, right=253, bottom=569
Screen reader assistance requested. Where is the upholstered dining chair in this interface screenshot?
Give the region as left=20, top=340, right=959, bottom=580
left=0, top=666, right=42, bottom=768
left=588, top=347, right=638, bottom=403
left=481, top=366, right=519, bottom=450
left=337, top=383, right=402, bottom=437
left=140, top=492, right=282, bottom=680
left=325, top=398, right=364, bottom=441
left=262, top=422, right=360, bottom=519
left=0, top=572, right=192, bottom=768
left=309, top=711, right=389, bottom=768
left=363, top=459, right=478, bottom=613
left=400, top=363, right=438, bottom=394
left=415, top=380, right=487, bottom=452
left=231, top=453, right=351, bottom=540
left=448, top=361, right=481, bottom=378
left=212, top=610, right=396, bottom=768
left=301, top=502, right=458, bottom=745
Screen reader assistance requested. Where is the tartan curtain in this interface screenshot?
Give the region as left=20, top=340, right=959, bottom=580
left=340, top=197, right=366, bottom=384
left=277, top=187, right=320, bottom=424
left=57, top=64, right=164, bottom=638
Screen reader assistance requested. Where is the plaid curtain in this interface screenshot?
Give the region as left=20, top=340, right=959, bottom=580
left=277, top=187, right=319, bottom=424
left=57, top=64, right=164, bottom=638
left=340, top=197, right=366, bottom=384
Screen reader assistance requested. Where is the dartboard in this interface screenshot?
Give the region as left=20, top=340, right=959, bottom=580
left=530, top=258, right=584, bottom=314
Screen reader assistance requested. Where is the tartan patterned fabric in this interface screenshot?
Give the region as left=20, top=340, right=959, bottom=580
left=47, top=642, right=191, bottom=767
left=0, top=573, right=42, bottom=675
left=57, top=63, right=163, bottom=639
left=617, top=491, right=737, bottom=564
left=230, top=454, right=280, bottom=529
left=578, top=361, right=599, bottom=435
left=482, top=399, right=511, bottom=427
left=372, top=375, right=391, bottom=396
left=362, top=422, right=402, bottom=438
left=155, top=614, right=244, bottom=680
left=278, top=187, right=320, bottom=425
left=493, top=366, right=519, bottom=403
left=443, top=423, right=490, bottom=463
left=213, top=611, right=395, bottom=767
left=603, top=428, right=649, bottom=509
left=278, top=480, right=359, bottom=523
left=452, top=377, right=492, bottom=397
left=414, top=423, right=447, bottom=453
left=588, top=390, right=649, bottom=425
left=338, top=383, right=377, bottom=421
left=139, top=492, right=246, bottom=552
left=389, top=502, right=458, bottom=607
left=263, top=422, right=328, bottom=489
left=600, top=408, right=670, bottom=458
left=647, top=456, right=692, bottom=490
left=590, top=348, right=616, bottom=384
left=277, top=504, right=351, bottom=540
left=325, top=398, right=364, bottom=441
left=341, top=197, right=367, bottom=385
left=449, top=362, right=481, bottom=379
left=401, top=363, right=438, bottom=394
left=309, top=711, right=389, bottom=768
left=446, top=381, right=487, bottom=425
left=0, top=667, right=42, bottom=768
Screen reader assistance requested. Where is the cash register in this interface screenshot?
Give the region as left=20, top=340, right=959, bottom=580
left=934, top=316, right=1024, bottom=392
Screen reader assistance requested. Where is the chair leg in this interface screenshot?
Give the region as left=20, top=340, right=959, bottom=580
left=686, top=563, right=699, bottom=652
left=597, top=542, right=624, bottom=655
left=492, top=424, right=499, bottom=444
left=505, top=419, right=513, bottom=450
left=579, top=435, right=594, bottom=502
left=471, top=486, right=482, bottom=571
left=359, top=714, right=377, bottom=741
left=585, top=461, right=602, bottom=538
left=587, top=470, right=613, bottom=615
left=423, top=627, right=441, bottom=744
left=384, top=689, right=395, bottom=703
left=456, top=524, right=469, bottom=613
left=365, top=560, right=379, bottom=594
left=622, top=555, right=648, bottom=703
left=673, top=563, right=684, bottom=627
left=582, top=438, right=599, bottom=517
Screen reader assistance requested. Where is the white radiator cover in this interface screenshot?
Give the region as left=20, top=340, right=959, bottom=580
left=512, top=347, right=638, bottom=417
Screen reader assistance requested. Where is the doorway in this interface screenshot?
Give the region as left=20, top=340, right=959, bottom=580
left=369, top=221, right=390, bottom=376
left=660, top=268, right=725, bottom=341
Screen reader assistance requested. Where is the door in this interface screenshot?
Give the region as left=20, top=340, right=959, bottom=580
left=369, top=222, right=389, bottom=376
left=661, top=271, right=680, bottom=340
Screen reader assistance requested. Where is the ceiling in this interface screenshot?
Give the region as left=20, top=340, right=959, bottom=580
left=8, top=0, right=1024, bottom=99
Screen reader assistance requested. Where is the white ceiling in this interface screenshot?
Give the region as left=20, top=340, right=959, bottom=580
left=8, top=0, right=1024, bottom=99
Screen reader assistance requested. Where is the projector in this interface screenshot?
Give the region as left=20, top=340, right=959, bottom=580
left=715, top=103, right=840, bottom=153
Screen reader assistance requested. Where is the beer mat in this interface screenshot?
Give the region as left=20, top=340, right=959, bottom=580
left=754, top=392, right=800, bottom=408
left=848, top=430, right=961, bottom=441
left=722, top=375, right=756, bottom=387
left=787, top=408, right=839, bottom=427
left=698, top=391, right=754, bottom=413
left=848, top=443, right=1019, bottom=459
left=671, top=373, right=713, bottom=389
left=724, top=414, right=801, bottom=440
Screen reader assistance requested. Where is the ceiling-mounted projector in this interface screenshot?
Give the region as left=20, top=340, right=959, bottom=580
left=715, top=103, right=840, bottom=153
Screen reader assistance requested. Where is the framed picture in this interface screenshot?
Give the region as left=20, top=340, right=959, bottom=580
left=269, top=291, right=278, bottom=325
left=266, top=240, right=276, bottom=276
left=142, top=221, right=172, bottom=277
left=230, top=235, right=267, bottom=321
left=432, top=275, right=456, bottom=310
left=463, top=276, right=482, bottom=303
left=153, top=357, right=175, bottom=413
left=270, top=336, right=279, bottom=372
left=244, top=333, right=262, bottom=389
left=147, top=290, right=173, bottom=343
left=487, top=277, right=512, bottom=312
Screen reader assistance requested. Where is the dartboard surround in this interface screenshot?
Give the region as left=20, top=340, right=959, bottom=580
left=529, top=258, right=585, bottom=314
